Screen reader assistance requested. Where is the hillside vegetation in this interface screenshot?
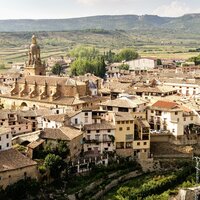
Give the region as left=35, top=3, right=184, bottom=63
left=1, top=14, right=200, bottom=32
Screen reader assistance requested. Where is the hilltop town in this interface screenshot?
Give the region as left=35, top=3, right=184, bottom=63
left=0, top=34, right=199, bottom=199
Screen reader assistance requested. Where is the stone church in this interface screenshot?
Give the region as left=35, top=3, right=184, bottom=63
left=0, top=36, right=103, bottom=110
left=24, top=35, right=46, bottom=76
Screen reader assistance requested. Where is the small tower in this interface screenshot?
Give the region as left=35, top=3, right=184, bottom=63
left=24, top=35, right=46, bottom=76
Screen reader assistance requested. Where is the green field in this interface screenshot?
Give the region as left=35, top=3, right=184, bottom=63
left=0, top=30, right=200, bottom=66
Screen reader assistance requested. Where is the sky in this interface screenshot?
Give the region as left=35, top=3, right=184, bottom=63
left=0, top=0, right=200, bottom=19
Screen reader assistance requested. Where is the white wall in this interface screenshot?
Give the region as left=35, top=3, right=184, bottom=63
left=0, top=132, right=12, bottom=151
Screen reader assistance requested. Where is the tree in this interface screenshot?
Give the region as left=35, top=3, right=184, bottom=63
left=157, top=59, right=162, bottom=65
left=56, top=140, right=70, bottom=159
left=44, top=154, right=64, bottom=179
left=117, top=48, right=138, bottom=61
left=119, top=64, right=129, bottom=70
left=188, top=54, right=200, bottom=65
left=70, top=56, right=106, bottom=78
left=69, top=46, right=99, bottom=59
left=51, top=63, right=62, bottom=75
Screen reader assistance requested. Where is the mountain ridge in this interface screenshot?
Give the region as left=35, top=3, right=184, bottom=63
left=0, top=14, right=200, bottom=32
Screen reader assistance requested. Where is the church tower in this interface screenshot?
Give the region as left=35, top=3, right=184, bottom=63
left=24, top=35, right=46, bottom=76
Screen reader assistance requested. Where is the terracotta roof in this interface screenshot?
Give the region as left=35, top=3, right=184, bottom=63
left=137, top=119, right=150, bottom=128
left=114, top=112, right=134, bottom=121
left=27, top=139, right=45, bottom=149
left=84, top=122, right=115, bottom=131
left=100, top=96, right=147, bottom=108
left=41, top=126, right=82, bottom=141
left=0, top=148, right=37, bottom=172
left=152, top=100, right=179, bottom=109
left=44, top=114, right=68, bottom=122
left=18, top=76, right=85, bottom=86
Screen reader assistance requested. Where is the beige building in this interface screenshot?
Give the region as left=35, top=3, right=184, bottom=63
left=24, top=35, right=46, bottom=76
left=0, top=148, right=38, bottom=189
left=105, top=112, right=150, bottom=159
left=0, top=126, right=38, bottom=189
left=41, top=126, right=83, bottom=159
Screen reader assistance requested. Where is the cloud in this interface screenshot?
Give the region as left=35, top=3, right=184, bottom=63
left=153, top=1, right=190, bottom=17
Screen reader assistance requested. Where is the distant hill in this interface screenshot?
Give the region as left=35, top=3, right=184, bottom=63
left=1, top=14, right=200, bottom=32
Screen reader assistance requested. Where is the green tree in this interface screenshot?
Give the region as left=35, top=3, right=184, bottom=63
left=117, top=48, right=138, bottom=61
left=70, top=57, right=106, bottom=78
left=69, top=46, right=99, bottom=59
left=119, top=64, right=129, bottom=70
left=56, top=140, right=70, bottom=159
left=157, top=59, right=162, bottom=65
left=44, top=154, right=64, bottom=179
left=51, top=63, right=62, bottom=75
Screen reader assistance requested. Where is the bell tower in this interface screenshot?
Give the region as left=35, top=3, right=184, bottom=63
left=24, top=35, right=46, bottom=76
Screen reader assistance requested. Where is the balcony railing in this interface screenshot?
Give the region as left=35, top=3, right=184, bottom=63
left=84, top=139, right=112, bottom=144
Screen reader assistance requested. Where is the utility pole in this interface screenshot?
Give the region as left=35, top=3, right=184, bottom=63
left=193, top=156, right=200, bottom=200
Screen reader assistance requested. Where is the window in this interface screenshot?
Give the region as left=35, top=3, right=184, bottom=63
left=96, top=130, right=100, bottom=133
left=127, top=127, right=130, bottom=130
left=126, top=121, right=129, bottom=124
left=103, top=134, right=107, bottom=141
left=191, top=116, right=193, bottom=121
left=175, top=112, right=178, bottom=115
left=184, top=117, right=186, bottom=121
left=119, top=127, right=123, bottom=131
left=6, top=134, right=9, bottom=139
left=144, top=142, right=147, bottom=145
left=85, top=112, right=88, bottom=116
left=122, top=121, right=125, bottom=124
left=117, top=121, right=120, bottom=124
left=75, top=118, right=78, bottom=124
left=107, top=130, right=111, bottom=133
left=0, top=146, right=1, bottom=150
left=126, top=134, right=133, bottom=140
left=108, top=143, right=111, bottom=147
left=137, top=142, right=140, bottom=146
left=151, top=110, right=154, bottom=113
left=87, top=135, right=90, bottom=140
left=19, top=128, right=21, bottom=131
left=130, top=121, right=133, bottom=124
left=95, top=134, right=99, bottom=141
left=177, top=118, right=179, bottom=122
left=0, top=137, right=1, bottom=141
left=87, top=130, right=91, bottom=133
left=172, top=129, right=175, bottom=132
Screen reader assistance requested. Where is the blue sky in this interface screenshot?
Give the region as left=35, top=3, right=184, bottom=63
left=0, top=0, right=200, bottom=19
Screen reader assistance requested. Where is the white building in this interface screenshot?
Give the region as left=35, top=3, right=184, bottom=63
left=100, top=95, right=148, bottom=113
left=42, top=110, right=93, bottom=129
left=164, top=82, right=200, bottom=97
left=127, top=58, right=157, bottom=74
left=0, top=127, right=12, bottom=151
left=147, top=100, right=198, bottom=137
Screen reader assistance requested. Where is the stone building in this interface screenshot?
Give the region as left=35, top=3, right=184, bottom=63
left=24, top=35, right=46, bottom=76
left=0, top=127, right=38, bottom=189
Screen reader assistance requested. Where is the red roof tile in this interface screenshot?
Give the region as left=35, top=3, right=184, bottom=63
left=152, top=100, right=178, bottom=109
